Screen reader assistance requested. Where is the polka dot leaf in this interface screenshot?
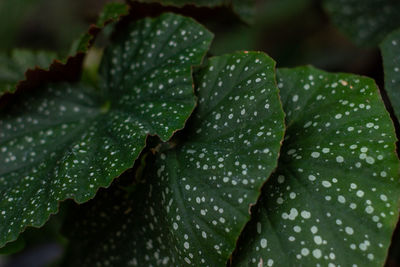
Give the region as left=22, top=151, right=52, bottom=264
left=134, top=0, right=255, bottom=24
left=0, top=13, right=213, bottom=248
left=381, top=28, right=400, bottom=122
left=62, top=51, right=285, bottom=266
left=323, top=0, right=400, bottom=46
left=0, top=50, right=56, bottom=96
left=233, top=66, right=400, bottom=266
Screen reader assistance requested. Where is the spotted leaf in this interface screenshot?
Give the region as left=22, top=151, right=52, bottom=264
left=323, top=0, right=400, bottom=46
left=233, top=66, right=400, bottom=266
left=381, top=29, right=400, bottom=122
left=0, top=13, right=213, bottom=248
left=134, top=0, right=255, bottom=24
left=62, top=51, right=285, bottom=266
left=0, top=50, right=56, bottom=96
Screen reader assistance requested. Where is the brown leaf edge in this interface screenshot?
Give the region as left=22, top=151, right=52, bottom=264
left=0, top=3, right=130, bottom=105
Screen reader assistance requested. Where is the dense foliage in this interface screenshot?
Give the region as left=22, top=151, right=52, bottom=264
left=0, top=1, right=399, bottom=266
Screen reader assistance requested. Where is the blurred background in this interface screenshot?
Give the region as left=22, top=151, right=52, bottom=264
left=0, top=0, right=398, bottom=266
left=0, top=0, right=382, bottom=78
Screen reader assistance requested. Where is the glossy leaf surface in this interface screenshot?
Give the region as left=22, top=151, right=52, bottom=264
left=233, top=66, right=400, bottom=266
left=63, top=51, right=285, bottom=266
left=323, top=0, right=400, bottom=46
left=0, top=13, right=212, bottom=247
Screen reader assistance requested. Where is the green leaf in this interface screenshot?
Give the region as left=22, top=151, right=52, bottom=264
left=381, top=28, right=400, bottom=122
left=0, top=50, right=56, bottom=96
left=62, top=51, right=285, bottom=266
left=323, top=0, right=400, bottom=46
left=233, top=66, right=400, bottom=266
left=69, top=2, right=129, bottom=55
left=231, top=0, right=254, bottom=24
left=97, top=2, right=129, bottom=26
left=133, top=0, right=255, bottom=24
left=0, top=13, right=213, bottom=248
left=0, top=3, right=129, bottom=98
